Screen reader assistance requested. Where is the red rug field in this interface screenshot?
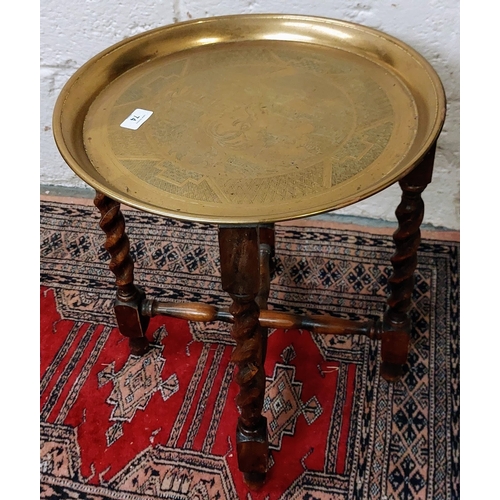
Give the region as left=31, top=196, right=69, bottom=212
left=40, top=199, right=459, bottom=499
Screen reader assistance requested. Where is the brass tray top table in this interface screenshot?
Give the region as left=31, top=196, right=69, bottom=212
left=53, top=14, right=446, bottom=490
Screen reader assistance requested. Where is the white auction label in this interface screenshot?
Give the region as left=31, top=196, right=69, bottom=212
left=120, top=109, right=153, bottom=130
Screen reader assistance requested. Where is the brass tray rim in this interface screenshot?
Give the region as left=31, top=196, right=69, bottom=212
left=53, top=13, right=446, bottom=224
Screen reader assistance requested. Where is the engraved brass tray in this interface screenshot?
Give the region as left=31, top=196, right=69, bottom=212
left=53, top=14, right=446, bottom=224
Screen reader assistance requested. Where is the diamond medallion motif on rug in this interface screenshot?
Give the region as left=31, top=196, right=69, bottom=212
left=98, top=342, right=179, bottom=446
left=40, top=200, right=459, bottom=499
left=264, top=346, right=323, bottom=450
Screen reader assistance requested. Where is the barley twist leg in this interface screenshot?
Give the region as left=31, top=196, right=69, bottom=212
left=94, top=192, right=149, bottom=356
left=382, top=145, right=436, bottom=381
left=219, top=226, right=268, bottom=490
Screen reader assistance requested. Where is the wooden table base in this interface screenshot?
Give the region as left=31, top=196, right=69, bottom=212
left=93, top=144, right=436, bottom=489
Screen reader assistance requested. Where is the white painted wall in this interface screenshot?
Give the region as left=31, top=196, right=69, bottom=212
left=41, top=0, right=459, bottom=229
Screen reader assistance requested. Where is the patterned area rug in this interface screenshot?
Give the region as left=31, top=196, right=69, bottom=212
left=40, top=199, right=459, bottom=500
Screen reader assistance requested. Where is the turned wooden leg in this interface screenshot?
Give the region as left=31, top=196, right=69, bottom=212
left=381, top=144, right=436, bottom=381
left=219, top=226, right=268, bottom=490
left=94, top=192, right=150, bottom=356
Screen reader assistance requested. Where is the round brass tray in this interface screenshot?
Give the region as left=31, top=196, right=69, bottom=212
left=53, top=14, right=446, bottom=224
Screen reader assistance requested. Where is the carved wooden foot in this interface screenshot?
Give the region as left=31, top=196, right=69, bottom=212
left=219, top=226, right=268, bottom=489
left=382, top=145, right=436, bottom=381
left=94, top=192, right=150, bottom=356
